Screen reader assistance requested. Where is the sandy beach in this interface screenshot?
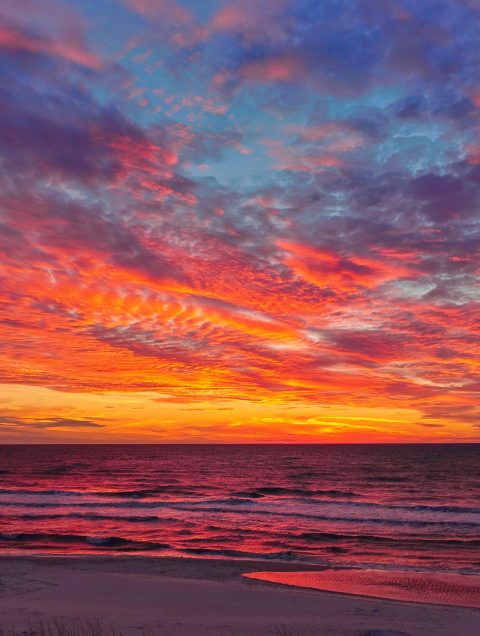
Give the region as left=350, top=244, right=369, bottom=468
left=0, top=557, right=479, bottom=636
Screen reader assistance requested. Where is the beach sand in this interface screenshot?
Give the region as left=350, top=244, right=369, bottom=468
left=0, top=556, right=479, bottom=636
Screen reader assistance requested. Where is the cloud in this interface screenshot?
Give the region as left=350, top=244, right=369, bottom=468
left=0, top=416, right=104, bottom=429
left=239, top=54, right=304, bottom=84
left=123, top=0, right=191, bottom=23
left=0, top=22, right=101, bottom=68
left=0, top=0, right=102, bottom=69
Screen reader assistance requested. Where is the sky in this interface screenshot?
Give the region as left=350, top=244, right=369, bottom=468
left=0, top=0, right=479, bottom=443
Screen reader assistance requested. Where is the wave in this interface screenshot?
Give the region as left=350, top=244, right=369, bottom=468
left=1, top=489, right=478, bottom=516
left=40, top=463, right=88, bottom=476
left=16, top=512, right=160, bottom=523
left=1, top=499, right=479, bottom=528
left=368, top=476, right=411, bottom=483
left=183, top=547, right=307, bottom=561
left=234, top=487, right=359, bottom=499
left=0, top=489, right=95, bottom=497
left=294, top=499, right=480, bottom=515
left=165, top=505, right=480, bottom=528
left=296, top=531, right=480, bottom=547
left=0, top=488, right=156, bottom=498
left=0, top=532, right=308, bottom=561
left=0, top=532, right=169, bottom=551
left=0, top=487, right=210, bottom=499
left=4, top=507, right=476, bottom=531
left=1, top=529, right=478, bottom=561
left=101, top=489, right=171, bottom=499
left=165, top=497, right=480, bottom=519
left=101, top=486, right=210, bottom=498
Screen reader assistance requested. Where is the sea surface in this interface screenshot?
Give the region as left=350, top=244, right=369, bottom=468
left=0, top=444, right=479, bottom=573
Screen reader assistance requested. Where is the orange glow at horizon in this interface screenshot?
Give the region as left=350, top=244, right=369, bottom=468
left=1, top=207, right=478, bottom=442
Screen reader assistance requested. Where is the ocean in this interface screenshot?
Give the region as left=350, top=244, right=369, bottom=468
left=0, top=444, right=479, bottom=573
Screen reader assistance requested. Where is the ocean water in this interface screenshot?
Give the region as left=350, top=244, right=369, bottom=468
left=0, top=444, right=479, bottom=573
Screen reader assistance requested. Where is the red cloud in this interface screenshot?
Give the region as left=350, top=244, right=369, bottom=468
left=278, top=241, right=416, bottom=293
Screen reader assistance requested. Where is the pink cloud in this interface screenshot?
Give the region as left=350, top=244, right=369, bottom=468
left=207, top=0, right=289, bottom=41
left=465, top=143, right=480, bottom=164
left=0, top=23, right=102, bottom=68
left=123, top=0, right=191, bottom=24
left=240, top=54, right=304, bottom=83
left=210, top=5, right=245, bottom=31
left=287, top=123, right=366, bottom=152
left=287, top=123, right=346, bottom=141
left=261, top=121, right=368, bottom=172
left=263, top=140, right=344, bottom=172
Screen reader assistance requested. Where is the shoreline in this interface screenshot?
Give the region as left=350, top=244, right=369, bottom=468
left=1, top=556, right=479, bottom=636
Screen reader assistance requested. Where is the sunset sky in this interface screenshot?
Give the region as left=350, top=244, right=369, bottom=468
left=0, top=0, right=479, bottom=443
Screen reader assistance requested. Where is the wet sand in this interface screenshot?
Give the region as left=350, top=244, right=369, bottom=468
left=0, top=556, right=479, bottom=635
left=244, top=569, right=480, bottom=608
